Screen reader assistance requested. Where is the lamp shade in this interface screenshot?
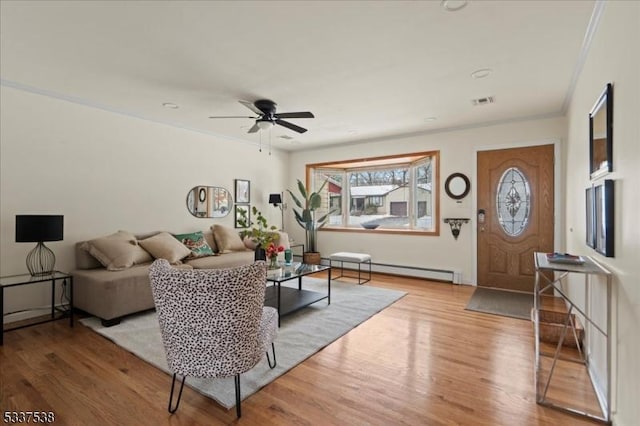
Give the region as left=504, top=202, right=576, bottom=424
left=269, top=193, right=282, bottom=205
left=15, top=215, right=64, bottom=242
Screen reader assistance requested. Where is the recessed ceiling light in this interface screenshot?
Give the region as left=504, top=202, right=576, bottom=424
left=162, top=102, right=179, bottom=109
left=441, top=0, right=468, bottom=12
left=471, top=68, right=493, bottom=79
left=424, top=117, right=437, bottom=122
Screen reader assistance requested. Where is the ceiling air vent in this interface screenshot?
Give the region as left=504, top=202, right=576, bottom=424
left=471, top=96, right=495, bottom=106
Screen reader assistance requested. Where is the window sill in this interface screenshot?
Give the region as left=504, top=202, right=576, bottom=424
left=321, top=226, right=439, bottom=236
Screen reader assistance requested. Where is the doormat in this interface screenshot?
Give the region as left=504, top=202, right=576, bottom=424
left=465, top=287, right=533, bottom=320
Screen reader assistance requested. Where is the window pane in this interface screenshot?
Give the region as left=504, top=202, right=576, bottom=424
left=348, top=167, right=409, bottom=229
left=313, top=170, right=343, bottom=226
left=415, top=160, right=433, bottom=230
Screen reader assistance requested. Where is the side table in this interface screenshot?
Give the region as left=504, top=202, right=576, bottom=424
left=1, top=271, right=73, bottom=345
left=533, top=252, right=612, bottom=424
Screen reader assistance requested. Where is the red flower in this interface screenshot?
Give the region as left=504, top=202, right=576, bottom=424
left=265, top=242, right=285, bottom=258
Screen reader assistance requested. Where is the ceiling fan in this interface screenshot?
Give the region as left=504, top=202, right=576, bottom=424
left=208, top=99, right=314, bottom=134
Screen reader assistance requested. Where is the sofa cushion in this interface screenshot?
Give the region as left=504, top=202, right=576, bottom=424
left=211, top=224, right=247, bottom=253
left=139, top=232, right=192, bottom=264
left=173, top=231, right=214, bottom=258
left=81, top=230, right=153, bottom=271
left=185, top=251, right=255, bottom=269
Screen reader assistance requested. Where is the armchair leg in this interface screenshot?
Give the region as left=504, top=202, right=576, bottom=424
left=266, top=342, right=277, bottom=369
left=168, top=373, right=186, bottom=414
left=235, top=374, right=242, bottom=418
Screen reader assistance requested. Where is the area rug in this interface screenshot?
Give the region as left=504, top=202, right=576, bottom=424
left=80, top=278, right=405, bottom=410
left=465, top=287, right=533, bottom=320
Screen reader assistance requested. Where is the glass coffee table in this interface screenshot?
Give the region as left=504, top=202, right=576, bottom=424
left=264, top=262, right=330, bottom=326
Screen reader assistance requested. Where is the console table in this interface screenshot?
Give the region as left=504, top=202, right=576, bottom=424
left=0, top=271, right=73, bottom=345
left=533, top=252, right=612, bottom=424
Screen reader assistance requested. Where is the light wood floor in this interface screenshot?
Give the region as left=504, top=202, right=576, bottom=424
left=1, top=273, right=602, bottom=425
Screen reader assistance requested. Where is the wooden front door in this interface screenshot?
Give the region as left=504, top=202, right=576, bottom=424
left=477, top=145, right=554, bottom=292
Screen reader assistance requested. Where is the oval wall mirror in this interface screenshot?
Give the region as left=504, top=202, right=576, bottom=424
left=186, top=186, right=232, bottom=218
left=444, top=173, right=471, bottom=200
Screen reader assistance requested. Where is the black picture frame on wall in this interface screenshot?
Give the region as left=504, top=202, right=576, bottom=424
left=593, top=179, right=614, bottom=257
left=585, top=186, right=595, bottom=248
left=234, top=205, right=250, bottom=229
left=234, top=179, right=250, bottom=204
left=589, top=83, right=613, bottom=180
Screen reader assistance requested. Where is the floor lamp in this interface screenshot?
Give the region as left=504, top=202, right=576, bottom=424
left=269, top=193, right=285, bottom=231
left=15, top=215, right=64, bottom=276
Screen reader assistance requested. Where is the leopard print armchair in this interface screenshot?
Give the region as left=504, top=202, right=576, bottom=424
left=149, top=259, right=277, bottom=418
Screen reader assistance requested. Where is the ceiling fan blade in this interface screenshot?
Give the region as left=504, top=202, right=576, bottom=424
left=276, top=119, right=307, bottom=134
left=274, top=111, right=315, bottom=119
left=208, top=115, right=256, bottom=119
left=248, top=123, right=260, bottom=133
left=239, top=100, right=263, bottom=115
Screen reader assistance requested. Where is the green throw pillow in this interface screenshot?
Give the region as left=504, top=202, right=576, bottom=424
left=173, top=231, right=214, bottom=258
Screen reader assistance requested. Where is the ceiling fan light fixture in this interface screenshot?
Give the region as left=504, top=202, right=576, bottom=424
left=257, top=120, right=275, bottom=130
left=441, top=0, right=468, bottom=12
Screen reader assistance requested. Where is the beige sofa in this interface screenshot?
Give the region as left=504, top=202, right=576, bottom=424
left=72, top=228, right=288, bottom=326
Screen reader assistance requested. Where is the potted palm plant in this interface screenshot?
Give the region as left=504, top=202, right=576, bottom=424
left=288, top=179, right=335, bottom=265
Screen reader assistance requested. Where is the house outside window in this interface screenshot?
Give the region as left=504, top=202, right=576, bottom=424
left=308, top=151, right=439, bottom=235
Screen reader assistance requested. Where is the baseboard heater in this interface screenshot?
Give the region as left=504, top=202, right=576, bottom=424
left=367, top=262, right=457, bottom=283
left=306, top=256, right=459, bottom=283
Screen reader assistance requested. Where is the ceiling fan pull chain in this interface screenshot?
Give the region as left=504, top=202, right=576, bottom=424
left=259, top=130, right=262, bottom=152
left=269, top=128, right=272, bottom=156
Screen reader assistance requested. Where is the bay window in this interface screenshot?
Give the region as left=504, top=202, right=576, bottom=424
left=307, top=151, right=439, bottom=235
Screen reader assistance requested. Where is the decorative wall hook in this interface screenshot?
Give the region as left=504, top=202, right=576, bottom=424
left=443, top=218, right=470, bottom=240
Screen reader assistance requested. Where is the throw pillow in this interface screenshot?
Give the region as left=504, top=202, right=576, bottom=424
left=81, top=230, right=153, bottom=271
left=139, top=232, right=192, bottom=264
left=243, top=236, right=258, bottom=250
left=211, top=224, right=247, bottom=253
left=173, top=231, right=214, bottom=258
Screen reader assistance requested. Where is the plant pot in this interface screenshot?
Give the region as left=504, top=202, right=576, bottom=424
left=303, top=252, right=321, bottom=265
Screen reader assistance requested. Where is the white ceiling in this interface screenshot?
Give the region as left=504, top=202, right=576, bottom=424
left=0, top=1, right=596, bottom=151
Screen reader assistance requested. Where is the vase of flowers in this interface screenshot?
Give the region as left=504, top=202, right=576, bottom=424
left=236, top=206, right=279, bottom=261
left=265, top=242, right=284, bottom=269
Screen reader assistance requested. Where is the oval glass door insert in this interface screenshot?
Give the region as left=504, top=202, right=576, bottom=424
left=496, top=167, right=531, bottom=236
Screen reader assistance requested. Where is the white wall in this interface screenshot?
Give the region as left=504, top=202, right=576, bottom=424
left=288, top=116, right=566, bottom=284
left=564, top=2, right=639, bottom=425
left=0, top=86, right=288, bottom=321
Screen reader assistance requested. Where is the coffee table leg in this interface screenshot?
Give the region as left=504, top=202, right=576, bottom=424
left=277, top=282, right=281, bottom=327
left=327, top=267, right=331, bottom=305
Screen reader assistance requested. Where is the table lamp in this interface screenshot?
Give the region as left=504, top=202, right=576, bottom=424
left=269, top=193, right=285, bottom=231
left=15, top=215, right=64, bottom=276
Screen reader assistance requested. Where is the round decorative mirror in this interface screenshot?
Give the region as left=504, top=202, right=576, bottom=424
left=186, top=186, right=232, bottom=218
left=444, top=173, right=471, bottom=200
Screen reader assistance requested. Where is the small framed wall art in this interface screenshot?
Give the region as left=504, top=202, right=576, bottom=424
left=585, top=186, right=595, bottom=248
left=234, top=204, right=250, bottom=228
left=593, top=179, right=615, bottom=257
left=234, top=179, right=250, bottom=204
